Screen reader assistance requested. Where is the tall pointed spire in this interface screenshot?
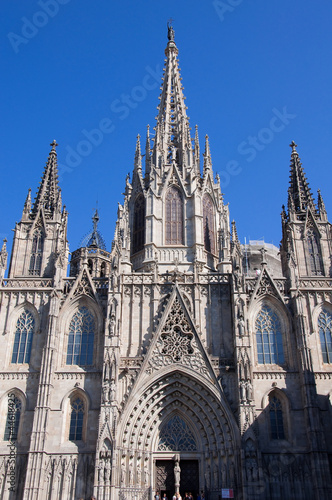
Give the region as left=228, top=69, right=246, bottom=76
left=203, top=135, right=212, bottom=172
left=32, top=140, right=61, bottom=219
left=194, top=125, right=200, bottom=174
left=317, top=189, right=327, bottom=220
left=288, top=141, right=316, bottom=214
left=134, top=134, right=142, bottom=172
left=152, top=23, right=193, bottom=175
left=22, top=188, right=32, bottom=220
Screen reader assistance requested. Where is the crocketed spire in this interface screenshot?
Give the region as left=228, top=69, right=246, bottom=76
left=288, top=141, right=316, bottom=214
left=32, top=140, right=61, bottom=219
left=151, top=24, right=192, bottom=176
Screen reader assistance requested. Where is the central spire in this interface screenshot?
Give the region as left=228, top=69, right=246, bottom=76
left=151, top=24, right=193, bottom=175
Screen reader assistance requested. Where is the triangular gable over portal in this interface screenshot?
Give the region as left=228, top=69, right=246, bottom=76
left=134, top=285, right=219, bottom=387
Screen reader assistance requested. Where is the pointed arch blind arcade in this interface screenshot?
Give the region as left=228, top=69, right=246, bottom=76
left=133, top=194, right=145, bottom=254
left=165, top=187, right=183, bottom=245
left=203, top=194, right=215, bottom=254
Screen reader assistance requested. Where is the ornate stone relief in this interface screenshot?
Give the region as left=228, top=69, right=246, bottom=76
left=147, top=297, right=212, bottom=379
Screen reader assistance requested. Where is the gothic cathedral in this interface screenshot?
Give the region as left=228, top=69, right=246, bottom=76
left=0, top=27, right=331, bottom=500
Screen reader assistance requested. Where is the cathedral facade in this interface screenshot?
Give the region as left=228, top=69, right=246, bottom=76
left=0, top=27, right=331, bottom=500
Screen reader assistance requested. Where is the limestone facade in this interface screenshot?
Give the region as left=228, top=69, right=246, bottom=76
left=0, top=27, right=331, bottom=500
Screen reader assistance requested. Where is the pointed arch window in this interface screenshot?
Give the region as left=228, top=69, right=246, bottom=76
left=11, top=309, right=35, bottom=364
left=4, top=394, right=22, bottom=441
left=306, top=228, right=323, bottom=276
left=165, top=187, right=183, bottom=245
left=203, top=194, right=215, bottom=254
left=318, top=309, right=332, bottom=363
left=158, top=415, right=197, bottom=451
left=133, top=194, right=145, bottom=254
left=255, top=306, right=284, bottom=364
left=69, top=397, right=84, bottom=441
left=269, top=393, right=285, bottom=440
left=29, top=228, right=44, bottom=276
left=66, top=307, right=95, bottom=366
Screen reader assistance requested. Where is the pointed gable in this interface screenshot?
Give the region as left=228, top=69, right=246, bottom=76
left=145, top=287, right=217, bottom=383
left=249, top=267, right=285, bottom=305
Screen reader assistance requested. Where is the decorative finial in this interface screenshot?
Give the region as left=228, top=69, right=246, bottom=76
left=167, top=19, right=175, bottom=42
left=50, top=139, right=58, bottom=151
left=92, top=208, right=99, bottom=233
left=290, top=140, right=297, bottom=152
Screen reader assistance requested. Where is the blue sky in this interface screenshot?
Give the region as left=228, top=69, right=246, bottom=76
left=1, top=0, right=332, bottom=261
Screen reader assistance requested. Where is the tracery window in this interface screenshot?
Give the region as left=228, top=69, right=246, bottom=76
left=318, top=309, right=332, bottom=363
left=29, top=229, right=44, bottom=276
left=158, top=415, right=197, bottom=451
left=4, top=395, right=22, bottom=441
left=132, top=194, right=145, bottom=254
left=165, top=187, right=183, bottom=245
left=203, top=194, right=215, bottom=254
left=306, top=229, right=323, bottom=276
left=66, top=307, right=95, bottom=366
left=69, top=397, right=84, bottom=441
left=255, top=306, right=284, bottom=364
left=11, top=309, right=34, bottom=364
left=269, top=393, right=285, bottom=440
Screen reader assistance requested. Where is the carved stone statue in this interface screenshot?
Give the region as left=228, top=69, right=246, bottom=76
left=238, top=316, right=245, bottom=337
left=174, top=459, right=181, bottom=491
left=121, top=462, right=126, bottom=484
left=167, top=23, right=175, bottom=42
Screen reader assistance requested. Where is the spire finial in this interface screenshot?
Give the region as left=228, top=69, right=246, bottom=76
left=50, top=139, right=58, bottom=152
left=92, top=208, right=99, bottom=233
left=290, top=140, right=297, bottom=153
left=167, top=19, right=175, bottom=42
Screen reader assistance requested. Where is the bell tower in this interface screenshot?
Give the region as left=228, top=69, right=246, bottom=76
left=280, top=141, right=332, bottom=283
left=8, top=140, right=68, bottom=281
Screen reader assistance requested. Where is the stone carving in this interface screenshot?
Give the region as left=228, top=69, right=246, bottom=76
left=147, top=297, right=211, bottom=379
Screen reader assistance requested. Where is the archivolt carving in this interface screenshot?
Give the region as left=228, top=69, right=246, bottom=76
left=118, top=372, right=234, bottom=457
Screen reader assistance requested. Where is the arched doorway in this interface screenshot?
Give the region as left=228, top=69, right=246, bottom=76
left=155, top=415, right=199, bottom=498
left=116, top=369, right=240, bottom=500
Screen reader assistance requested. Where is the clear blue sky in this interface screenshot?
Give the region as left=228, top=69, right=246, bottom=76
left=1, top=1, right=332, bottom=260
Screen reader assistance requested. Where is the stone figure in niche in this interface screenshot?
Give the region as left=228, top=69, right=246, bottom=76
left=213, top=464, right=218, bottom=488
left=205, top=464, right=210, bottom=488
left=109, top=381, right=116, bottom=401
left=246, top=381, right=253, bottom=401
left=221, top=463, right=227, bottom=486
left=137, top=460, right=141, bottom=485
left=129, top=461, right=134, bottom=485
left=102, top=386, right=109, bottom=404
left=109, top=314, right=116, bottom=336
left=121, top=462, right=126, bottom=484
left=240, top=381, right=246, bottom=401
left=144, top=466, right=149, bottom=486
left=238, top=316, right=245, bottom=337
